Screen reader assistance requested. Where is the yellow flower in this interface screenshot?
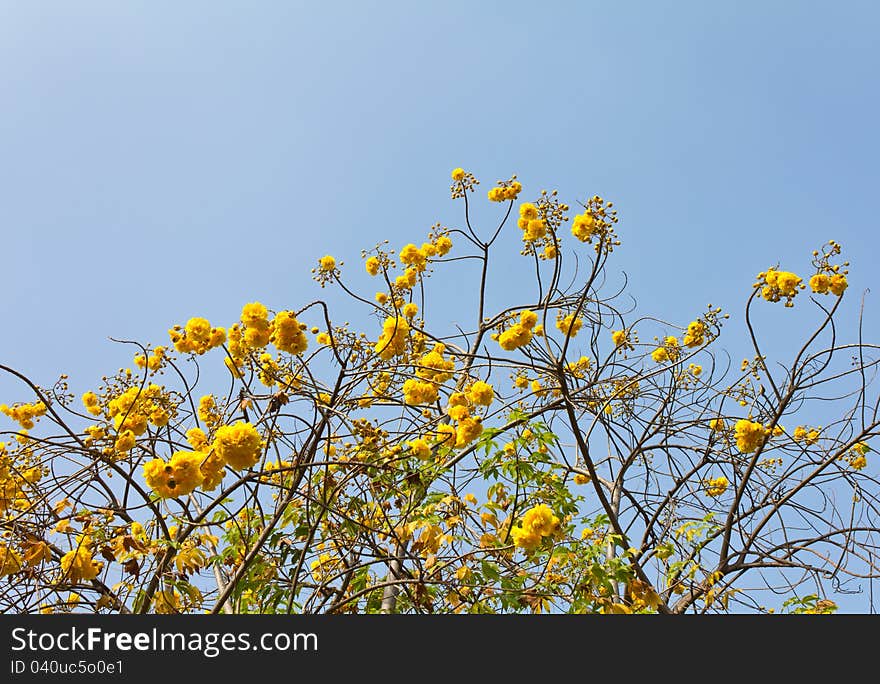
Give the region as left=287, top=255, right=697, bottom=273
left=272, top=311, right=308, bottom=355
left=810, top=273, right=830, bottom=294
left=408, top=438, right=432, bottom=460
left=400, top=243, right=429, bottom=272
left=186, top=427, right=208, bottom=450
left=573, top=473, right=591, bottom=485
left=213, top=422, right=262, bottom=470
left=451, top=167, right=465, bottom=181
left=319, top=255, right=337, bottom=272
left=435, top=423, right=457, bottom=446
left=556, top=313, right=583, bottom=337
left=241, top=301, right=268, bottom=326
left=793, top=426, right=820, bottom=445
left=510, top=527, right=542, bottom=550
left=143, top=450, right=206, bottom=498
left=683, top=320, right=706, bottom=347
left=829, top=273, right=848, bottom=296
left=402, top=379, right=439, bottom=406
left=455, top=416, right=483, bottom=447
left=415, top=345, right=455, bottom=383
left=434, top=235, right=453, bottom=256
left=403, top=302, right=419, bottom=319
left=611, top=329, right=628, bottom=347
left=199, top=451, right=226, bottom=491
left=756, top=268, right=804, bottom=306
left=734, top=419, right=768, bottom=453
left=365, top=256, right=380, bottom=275
left=81, top=391, right=101, bottom=415
left=705, top=476, right=729, bottom=497
left=571, top=211, right=596, bottom=242
left=511, top=504, right=560, bottom=550
left=467, top=381, right=494, bottom=406
left=114, top=430, right=136, bottom=453
left=651, top=347, right=669, bottom=363
left=241, top=302, right=271, bottom=348
left=519, top=202, right=538, bottom=220
left=374, top=316, right=410, bottom=360
left=60, top=539, right=103, bottom=582
left=0, top=544, right=23, bottom=577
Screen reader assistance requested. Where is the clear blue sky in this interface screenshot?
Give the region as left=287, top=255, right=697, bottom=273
left=2, top=1, right=877, bottom=382
left=0, top=2, right=878, bottom=608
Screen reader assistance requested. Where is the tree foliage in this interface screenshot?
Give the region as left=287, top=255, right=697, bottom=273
left=1, top=169, right=877, bottom=614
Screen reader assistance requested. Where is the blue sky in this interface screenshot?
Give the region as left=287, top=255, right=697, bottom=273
left=0, top=2, right=878, bottom=610
left=1, top=1, right=877, bottom=381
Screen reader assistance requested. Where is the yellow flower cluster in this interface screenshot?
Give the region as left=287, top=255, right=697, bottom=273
left=134, top=346, right=166, bottom=372
left=793, top=425, right=820, bottom=445
left=705, top=476, right=729, bottom=497
left=186, top=427, right=208, bottom=450
left=755, top=268, right=804, bottom=307
left=488, top=177, right=522, bottom=202
left=82, top=391, right=101, bottom=416
left=841, top=441, right=870, bottom=470
left=683, top=320, right=706, bottom=347
left=734, top=419, right=769, bottom=453
left=556, top=313, right=583, bottom=338
left=0, top=543, right=22, bottom=577
left=402, top=378, right=439, bottom=406
left=0, top=442, right=43, bottom=514
left=105, top=384, right=174, bottom=453
left=466, top=380, right=494, bottom=406
left=651, top=336, right=681, bottom=363
left=272, top=310, right=308, bottom=355
left=375, top=316, right=410, bottom=360
left=60, top=537, right=103, bottom=582
left=395, top=268, right=419, bottom=291
left=809, top=273, right=848, bottom=296
left=168, top=317, right=226, bottom=355
left=436, top=392, right=484, bottom=448
left=241, top=301, right=271, bottom=348
left=415, top=344, right=455, bottom=384
left=319, top=255, right=336, bottom=272
left=258, top=353, right=279, bottom=387
left=198, top=394, right=222, bottom=427
left=510, top=504, right=560, bottom=551
left=312, top=255, right=340, bottom=286
left=566, top=356, right=593, bottom=379
left=310, top=552, right=343, bottom=584
left=199, top=451, right=227, bottom=491
left=808, top=240, right=849, bottom=297
left=365, top=256, right=381, bottom=275
left=143, top=450, right=205, bottom=498
left=611, top=329, right=634, bottom=352
left=407, top=438, right=432, bottom=460
left=517, top=202, right=546, bottom=242
left=570, top=195, right=619, bottom=253
left=450, top=167, right=479, bottom=199
left=0, top=400, right=47, bottom=430
left=496, top=310, right=538, bottom=351
left=400, top=243, right=432, bottom=273
left=213, top=421, right=262, bottom=470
